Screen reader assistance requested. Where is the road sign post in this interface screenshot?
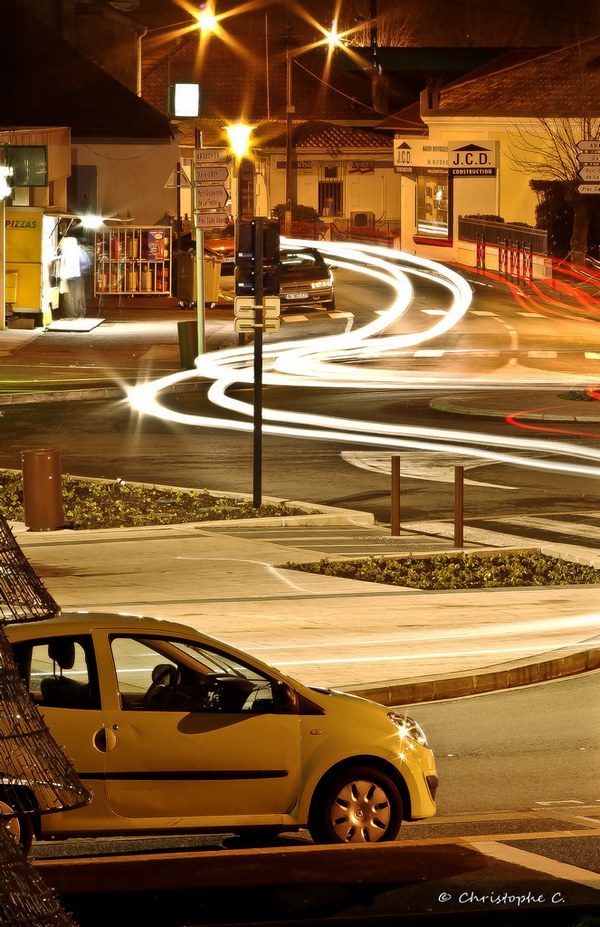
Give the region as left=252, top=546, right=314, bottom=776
left=191, top=147, right=233, bottom=354
left=231, top=219, right=282, bottom=507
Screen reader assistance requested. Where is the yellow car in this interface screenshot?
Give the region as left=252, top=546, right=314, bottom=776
left=5, top=612, right=438, bottom=849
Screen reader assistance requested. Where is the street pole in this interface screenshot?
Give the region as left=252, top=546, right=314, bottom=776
left=253, top=219, right=264, bottom=508
left=285, top=41, right=294, bottom=237
left=194, top=128, right=205, bottom=356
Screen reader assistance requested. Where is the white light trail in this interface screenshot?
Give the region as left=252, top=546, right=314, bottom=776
left=128, top=241, right=600, bottom=480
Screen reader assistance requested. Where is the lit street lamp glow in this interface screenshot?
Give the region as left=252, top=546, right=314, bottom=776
left=225, top=122, right=254, bottom=160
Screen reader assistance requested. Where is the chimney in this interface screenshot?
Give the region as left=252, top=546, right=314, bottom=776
left=423, top=78, right=442, bottom=113
left=371, top=67, right=390, bottom=114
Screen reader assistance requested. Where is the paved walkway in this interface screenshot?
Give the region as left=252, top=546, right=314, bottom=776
left=2, top=295, right=600, bottom=702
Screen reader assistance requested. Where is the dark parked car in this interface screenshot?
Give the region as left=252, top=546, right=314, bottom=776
left=279, top=247, right=335, bottom=310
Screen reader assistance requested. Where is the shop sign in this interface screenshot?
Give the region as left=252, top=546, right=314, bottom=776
left=276, top=161, right=313, bottom=170
left=5, top=207, right=42, bottom=262
left=349, top=161, right=375, bottom=174
left=448, top=141, right=498, bottom=176
left=394, top=139, right=448, bottom=170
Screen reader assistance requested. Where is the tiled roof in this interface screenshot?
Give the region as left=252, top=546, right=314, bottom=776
left=431, top=36, right=600, bottom=116
left=258, top=121, right=392, bottom=151
left=2, top=3, right=173, bottom=141
left=376, top=101, right=427, bottom=133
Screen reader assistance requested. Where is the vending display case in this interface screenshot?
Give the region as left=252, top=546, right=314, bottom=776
left=94, top=226, right=172, bottom=297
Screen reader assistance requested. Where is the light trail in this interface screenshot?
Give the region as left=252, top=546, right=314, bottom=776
left=128, top=241, right=600, bottom=480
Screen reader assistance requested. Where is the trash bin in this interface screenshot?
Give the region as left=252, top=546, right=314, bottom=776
left=174, top=251, right=196, bottom=308
left=21, top=448, right=64, bottom=531
left=177, top=320, right=199, bottom=370
left=174, top=251, right=222, bottom=307
left=203, top=254, right=222, bottom=305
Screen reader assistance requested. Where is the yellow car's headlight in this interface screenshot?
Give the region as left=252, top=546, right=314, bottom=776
left=387, top=712, right=429, bottom=747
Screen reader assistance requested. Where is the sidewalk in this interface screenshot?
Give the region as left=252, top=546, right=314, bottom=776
left=2, top=296, right=600, bottom=702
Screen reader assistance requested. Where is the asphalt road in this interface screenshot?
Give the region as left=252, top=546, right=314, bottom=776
left=397, top=672, right=600, bottom=816
left=2, top=387, right=600, bottom=538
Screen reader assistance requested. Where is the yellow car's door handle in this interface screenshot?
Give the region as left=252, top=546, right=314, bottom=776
left=93, top=727, right=117, bottom=752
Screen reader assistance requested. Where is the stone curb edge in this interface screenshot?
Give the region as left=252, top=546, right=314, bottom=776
left=0, top=381, right=210, bottom=407
left=346, top=644, right=600, bottom=706
left=429, top=396, right=600, bottom=423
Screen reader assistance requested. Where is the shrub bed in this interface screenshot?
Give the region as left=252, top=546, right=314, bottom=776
left=0, top=471, right=310, bottom=530
left=282, top=552, right=600, bottom=590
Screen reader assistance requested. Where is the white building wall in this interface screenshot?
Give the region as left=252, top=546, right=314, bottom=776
left=262, top=151, right=400, bottom=220
left=72, top=140, right=179, bottom=225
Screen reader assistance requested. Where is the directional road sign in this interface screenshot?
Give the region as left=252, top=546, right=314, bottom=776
left=195, top=184, right=229, bottom=209
left=234, top=317, right=281, bottom=334
left=577, top=140, right=600, bottom=151
left=234, top=296, right=281, bottom=318
left=577, top=183, right=600, bottom=195
left=195, top=211, right=231, bottom=229
left=577, top=152, right=600, bottom=163
left=194, top=147, right=229, bottom=162
left=578, top=166, right=600, bottom=182
left=194, top=165, right=229, bottom=184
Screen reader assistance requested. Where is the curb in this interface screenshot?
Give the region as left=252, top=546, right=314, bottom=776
left=429, top=396, right=600, bottom=423
left=346, top=643, right=600, bottom=706
left=0, top=380, right=211, bottom=407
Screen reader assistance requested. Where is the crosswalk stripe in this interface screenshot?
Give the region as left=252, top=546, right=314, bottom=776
left=495, top=515, right=600, bottom=541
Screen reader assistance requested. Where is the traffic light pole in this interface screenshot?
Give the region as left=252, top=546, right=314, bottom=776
left=233, top=216, right=280, bottom=509
left=253, top=219, right=264, bottom=509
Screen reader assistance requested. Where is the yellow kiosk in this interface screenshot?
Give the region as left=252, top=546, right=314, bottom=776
left=5, top=206, right=59, bottom=327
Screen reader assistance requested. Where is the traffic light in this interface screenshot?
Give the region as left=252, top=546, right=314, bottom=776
left=234, top=218, right=280, bottom=297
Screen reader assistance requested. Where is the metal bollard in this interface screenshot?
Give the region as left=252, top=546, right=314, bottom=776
left=177, top=320, right=199, bottom=370
left=21, top=448, right=65, bottom=531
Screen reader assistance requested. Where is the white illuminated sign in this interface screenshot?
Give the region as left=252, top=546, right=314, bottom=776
left=0, top=165, right=13, bottom=200
left=173, top=84, right=200, bottom=118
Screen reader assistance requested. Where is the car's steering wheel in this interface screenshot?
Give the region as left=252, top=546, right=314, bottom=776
left=142, top=664, right=180, bottom=709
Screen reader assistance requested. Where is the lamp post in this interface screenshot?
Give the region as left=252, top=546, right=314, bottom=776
left=284, top=25, right=344, bottom=239
left=225, top=124, right=266, bottom=507
left=284, top=41, right=294, bottom=237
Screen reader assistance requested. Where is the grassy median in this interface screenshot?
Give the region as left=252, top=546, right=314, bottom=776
left=0, top=471, right=311, bottom=529
left=282, top=552, right=600, bottom=590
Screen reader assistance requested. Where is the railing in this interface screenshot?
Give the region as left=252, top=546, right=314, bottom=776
left=459, top=217, right=547, bottom=254
left=460, top=217, right=547, bottom=281
left=288, top=218, right=401, bottom=247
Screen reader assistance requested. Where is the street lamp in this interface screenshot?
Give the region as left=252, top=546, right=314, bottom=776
left=284, top=24, right=345, bottom=237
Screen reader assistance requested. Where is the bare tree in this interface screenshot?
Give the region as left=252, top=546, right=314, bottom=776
left=337, top=0, right=420, bottom=47
left=508, top=115, right=600, bottom=265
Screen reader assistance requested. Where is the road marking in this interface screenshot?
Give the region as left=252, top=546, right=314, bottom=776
left=341, top=450, right=517, bottom=489
left=535, top=800, right=585, bottom=806
left=584, top=352, right=600, bottom=359
left=528, top=351, right=558, bottom=358
left=472, top=840, right=600, bottom=890
left=506, top=514, right=600, bottom=541
left=469, top=310, right=498, bottom=316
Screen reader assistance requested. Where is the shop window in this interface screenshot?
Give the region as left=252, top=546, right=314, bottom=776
left=417, top=173, right=448, bottom=237
left=318, top=181, right=343, bottom=217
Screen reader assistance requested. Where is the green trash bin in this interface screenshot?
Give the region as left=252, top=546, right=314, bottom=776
left=177, top=320, right=199, bottom=370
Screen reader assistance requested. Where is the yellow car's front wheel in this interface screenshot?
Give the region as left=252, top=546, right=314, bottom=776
left=308, top=766, right=403, bottom=844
